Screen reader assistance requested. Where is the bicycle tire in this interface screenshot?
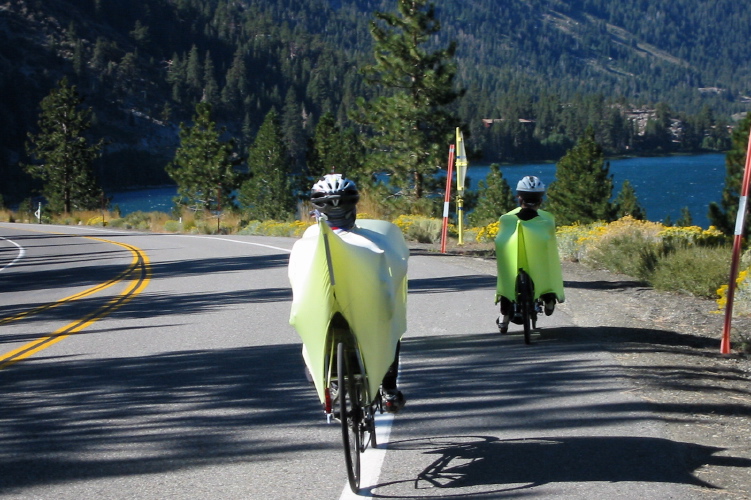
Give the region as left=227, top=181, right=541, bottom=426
left=368, top=403, right=377, bottom=448
left=361, top=400, right=376, bottom=450
left=517, top=271, right=533, bottom=345
left=338, top=342, right=361, bottom=493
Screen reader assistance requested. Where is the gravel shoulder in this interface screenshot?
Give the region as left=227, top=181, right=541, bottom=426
left=419, top=243, right=751, bottom=498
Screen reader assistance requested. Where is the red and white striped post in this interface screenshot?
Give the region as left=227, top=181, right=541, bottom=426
left=721, top=127, right=751, bottom=354
left=440, top=145, right=455, bottom=254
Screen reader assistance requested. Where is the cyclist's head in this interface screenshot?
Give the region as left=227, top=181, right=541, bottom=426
left=516, top=175, right=545, bottom=208
left=310, top=173, right=359, bottom=229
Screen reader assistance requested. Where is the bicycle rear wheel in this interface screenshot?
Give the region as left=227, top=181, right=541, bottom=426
left=517, top=271, right=533, bottom=345
left=338, top=342, right=362, bottom=492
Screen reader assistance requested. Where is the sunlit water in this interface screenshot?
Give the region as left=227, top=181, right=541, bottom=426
left=110, top=153, right=726, bottom=228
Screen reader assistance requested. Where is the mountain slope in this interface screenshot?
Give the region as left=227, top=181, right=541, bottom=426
left=1, top=0, right=750, bottom=202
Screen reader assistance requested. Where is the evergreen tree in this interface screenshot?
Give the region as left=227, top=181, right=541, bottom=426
left=130, top=20, right=150, bottom=50
left=167, top=52, right=186, bottom=104
left=708, top=113, right=751, bottom=235
left=282, top=87, right=306, bottom=172
left=166, top=102, right=240, bottom=212
left=546, top=127, right=615, bottom=225
left=614, top=179, right=646, bottom=220
left=24, top=77, right=104, bottom=214
left=468, top=163, right=516, bottom=226
left=186, top=45, right=202, bottom=99
left=221, top=48, right=248, bottom=115
left=203, top=51, right=220, bottom=105
left=354, top=0, right=463, bottom=203
left=72, top=40, right=85, bottom=79
left=307, top=112, right=363, bottom=180
left=675, top=206, right=693, bottom=227
left=238, top=109, right=296, bottom=220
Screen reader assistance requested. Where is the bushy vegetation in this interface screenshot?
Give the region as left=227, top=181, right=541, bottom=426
left=552, top=216, right=735, bottom=305
left=651, top=246, right=731, bottom=298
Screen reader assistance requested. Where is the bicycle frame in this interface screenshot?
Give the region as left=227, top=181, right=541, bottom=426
left=322, top=317, right=377, bottom=416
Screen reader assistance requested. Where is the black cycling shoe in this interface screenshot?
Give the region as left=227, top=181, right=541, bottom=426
left=382, top=389, right=405, bottom=414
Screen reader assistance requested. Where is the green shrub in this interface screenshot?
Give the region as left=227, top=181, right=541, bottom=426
left=239, top=220, right=310, bottom=237
left=393, top=215, right=443, bottom=243
left=555, top=222, right=606, bottom=262
left=583, top=231, right=666, bottom=282
left=651, top=245, right=731, bottom=298
left=164, top=220, right=182, bottom=232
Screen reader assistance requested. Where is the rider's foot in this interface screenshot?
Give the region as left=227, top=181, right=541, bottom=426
left=543, top=295, right=556, bottom=316
left=496, top=314, right=509, bottom=334
left=382, top=389, right=405, bottom=414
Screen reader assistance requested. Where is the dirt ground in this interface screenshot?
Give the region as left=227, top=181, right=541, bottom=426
left=557, top=260, right=751, bottom=499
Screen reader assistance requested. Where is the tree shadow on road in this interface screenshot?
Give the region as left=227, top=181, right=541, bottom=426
left=0, top=342, right=327, bottom=492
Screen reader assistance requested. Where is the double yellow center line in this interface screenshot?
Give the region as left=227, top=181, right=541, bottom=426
left=0, top=236, right=151, bottom=369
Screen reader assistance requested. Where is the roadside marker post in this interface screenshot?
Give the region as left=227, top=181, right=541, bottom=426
left=721, top=126, right=751, bottom=354
left=455, top=128, right=468, bottom=245
left=440, top=145, right=455, bottom=254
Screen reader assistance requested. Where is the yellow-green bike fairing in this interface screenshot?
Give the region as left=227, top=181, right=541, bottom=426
left=288, top=219, right=408, bottom=404
left=495, top=208, right=565, bottom=304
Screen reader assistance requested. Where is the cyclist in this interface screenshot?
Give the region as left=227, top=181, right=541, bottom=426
left=495, top=175, right=565, bottom=333
left=291, top=173, right=406, bottom=413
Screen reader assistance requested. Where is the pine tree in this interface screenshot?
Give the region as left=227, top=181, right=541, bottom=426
left=614, top=179, right=646, bottom=220
left=282, top=87, right=306, bottom=172
left=546, top=127, right=615, bottom=225
left=238, top=109, right=296, bottom=220
left=307, top=112, right=363, bottom=180
left=221, top=48, right=248, bottom=115
left=166, top=102, right=240, bottom=213
left=130, top=20, right=150, bottom=50
left=708, top=113, right=751, bottom=235
left=354, top=0, right=462, bottom=203
left=186, top=45, right=203, bottom=100
left=203, top=51, right=220, bottom=106
left=167, top=52, right=186, bottom=104
left=675, top=206, right=693, bottom=227
left=468, top=164, right=516, bottom=226
left=24, top=77, right=104, bottom=214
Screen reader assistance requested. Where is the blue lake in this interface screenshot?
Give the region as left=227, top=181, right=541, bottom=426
left=110, top=153, right=727, bottom=228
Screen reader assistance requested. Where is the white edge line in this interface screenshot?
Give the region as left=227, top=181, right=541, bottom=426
left=171, top=234, right=292, bottom=253
left=340, top=362, right=404, bottom=499
left=0, top=223, right=293, bottom=254
left=339, top=413, right=395, bottom=500
left=0, top=237, right=25, bottom=272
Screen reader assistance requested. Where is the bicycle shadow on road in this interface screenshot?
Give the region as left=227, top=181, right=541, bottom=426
left=382, top=331, right=751, bottom=497
left=370, top=434, right=750, bottom=497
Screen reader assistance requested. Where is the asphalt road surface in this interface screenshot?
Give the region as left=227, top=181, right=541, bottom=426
left=0, top=223, right=718, bottom=499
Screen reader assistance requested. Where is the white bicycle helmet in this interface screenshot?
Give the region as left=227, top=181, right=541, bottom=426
left=516, top=175, right=545, bottom=207
left=310, top=173, right=359, bottom=228
left=516, top=175, right=545, bottom=193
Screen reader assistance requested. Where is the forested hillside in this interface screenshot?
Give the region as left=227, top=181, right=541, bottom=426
left=1, top=0, right=750, bottom=205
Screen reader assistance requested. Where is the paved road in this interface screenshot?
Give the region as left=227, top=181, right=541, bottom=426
left=0, top=223, right=715, bottom=499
